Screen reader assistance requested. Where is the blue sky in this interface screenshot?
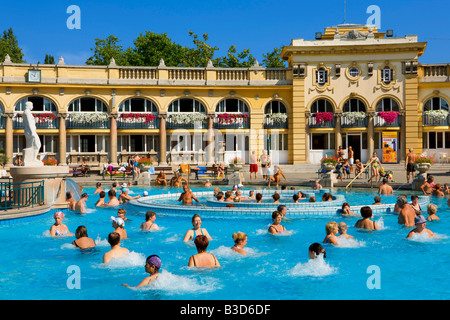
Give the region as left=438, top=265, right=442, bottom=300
left=1, top=0, right=449, bottom=65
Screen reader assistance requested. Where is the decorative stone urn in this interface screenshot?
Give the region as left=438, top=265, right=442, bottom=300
left=412, top=162, right=431, bottom=191
left=319, top=162, right=337, bottom=187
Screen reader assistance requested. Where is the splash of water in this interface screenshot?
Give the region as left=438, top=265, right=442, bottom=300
left=288, top=255, right=338, bottom=277
left=65, top=178, right=81, bottom=201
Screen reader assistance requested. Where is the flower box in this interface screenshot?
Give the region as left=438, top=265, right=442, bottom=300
left=120, top=113, right=156, bottom=124
left=315, top=112, right=334, bottom=124
left=170, top=113, right=207, bottom=125
left=217, top=113, right=249, bottom=124
left=42, top=158, right=57, bottom=166
left=378, top=111, right=399, bottom=123
left=69, top=112, right=109, bottom=124
left=267, top=113, right=288, bottom=124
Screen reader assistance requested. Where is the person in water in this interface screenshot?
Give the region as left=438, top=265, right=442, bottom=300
left=323, top=221, right=339, bottom=245
left=50, top=211, right=72, bottom=237
left=338, top=222, right=354, bottom=239
left=354, top=206, right=380, bottom=230
left=188, top=235, right=220, bottom=268
left=66, top=191, right=76, bottom=211
left=268, top=211, right=286, bottom=234
left=104, top=189, right=120, bottom=207
left=397, top=195, right=416, bottom=227
left=122, top=255, right=161, bottom=288
left=95, top=191, right=106, bottom=207
left=231, top=232, right=248, bottom=255
left=71, top=225, right=96, bottom=249
left=183, top=214, right=212, bottom=242
left=103, top=232, right=129, bottom=264
left=308, top=243, right=326, bottom=259
left=340, top=202, right=357, bottom=216
left=111, top=216, right=127, bottom=240
left=94, top=182, right=104, bottom=194
left=141, top=211, right=159, bottom=231
left=426, top=204, right=440, bottom=222
left=177, top=185, right=200, bottom=205
left=406, top=215, right=436, bottom=239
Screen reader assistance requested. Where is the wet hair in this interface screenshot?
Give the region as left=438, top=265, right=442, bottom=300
left=225, top=191, right=233, bottom=199
left=108, top=189, right=116, bottom=198
left=434, top=184, right=441, bottom=190
left=75, top=225, right=88, bottom=238
left=293, top=194, right=299, bottom=202
left=309, top=243, right=326, bottom=258
left=272, top=193, right=280, bottom=201
left=112, top=182, right=118, bottom=188
left=309, top=197, right=316, bottom=203
left=145, top=211, right=156, bottom=221
left=360, top=206, right=373, bottom=218
left=325, top=221, right=338, bottom=235
left=427, top=204, right=437, bottom=215
left=232, top=232, right=247, bottom=243
left=66, top=191, right=72, bottom=199
left=194, top=235, right=209, bottom=252
left=108, top=232, right=121, bottom=247
left=255, top=193, right=263, bottom=201
left=374, top=196, right=381, bottom=203
left=281, top=185, right=287, bottom=190
left=118, top=209, right=126, bottom=215
left=272, top=211, right=282, bottom=220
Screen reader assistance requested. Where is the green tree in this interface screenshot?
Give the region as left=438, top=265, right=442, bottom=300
left=85, top=35, right=128, bottom=66
left=213, top=45, right=256, bottom=68
left=262, top=47, right=286, bottom=68
left=44, top=54, right=55, bottom=64
left=0, top=28, right=24, bottom=63
left=183, top=31, right=219, bottom=67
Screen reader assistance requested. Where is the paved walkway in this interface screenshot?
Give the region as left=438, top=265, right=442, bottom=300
left=71, top=163, right=450, bottom=191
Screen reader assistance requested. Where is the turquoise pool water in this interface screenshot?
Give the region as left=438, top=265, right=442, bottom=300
left=0, top=186, right=448, bottom=300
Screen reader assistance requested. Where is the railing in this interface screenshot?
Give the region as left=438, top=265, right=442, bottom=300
left=340, top=114, right=368, bottom=128
left=421, top=64, right=449, bottom=82
left=13, top=115, right=59, bottom=129
left=345, top=157, right=377, bottom=190
left=264, top=117, right=288, bottom=129
left=169, top=68, right=205, bottom=81
left=213, top=115, right=250, bottom=129
left=216, top=69, right=249, bottom=81
left=0, top=180, right=45, bottom=210
left=117, top=116, right=160, bottom=129
left=166, top=117, right=208, bottom=129
left=374, top=113, right=402, bottom=127
left=308, top=114, right=335, bottom=128
left=266, top=69, right=288, bottom=81
left=422, top=113, right=450, bottom=126
left=119, top=67, right=157, bottom=80
left=66, top=117, right=110, bottom=129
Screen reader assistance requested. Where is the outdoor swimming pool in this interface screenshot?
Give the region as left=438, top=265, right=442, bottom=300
left=0, top=186, right=448, bottom=300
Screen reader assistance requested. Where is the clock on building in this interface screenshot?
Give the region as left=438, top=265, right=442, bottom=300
left=27, top=69, right=41, bottom=83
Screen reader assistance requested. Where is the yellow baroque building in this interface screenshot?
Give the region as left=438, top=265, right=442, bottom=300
left=0, top=24, right=449, bottom=169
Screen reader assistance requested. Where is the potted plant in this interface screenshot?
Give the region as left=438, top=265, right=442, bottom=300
left=320, top=156, right=339, bottom=172
left=268, top=113, right=288, bottom=124
left=414, top=156, right=434, bottom=173
left=424, top=110, right=448, bottom=123
left=342, top=111, right=366, bottom=124
left=120, top=113, right=156, bottom=124
left=42, top=158, right=57, bottom=166
left=137, top=157, right=153, bottom=170
left=315, top=112, right=334, bottom=124
left=378, top=111, right=400, bottom=124
left=217, top=113, right=249, bottom=124
left=228, top=157, right=245, bottom=171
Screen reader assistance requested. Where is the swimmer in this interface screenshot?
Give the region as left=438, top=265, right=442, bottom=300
left=426, top=204, right=440, bottom=222
left=111, top=216, right=127, bottom=240
left=235, top=190, right=247, bottom=200
left=75, top=193, right=88, bottom=214
left=224, top=190, right=234, bottom=202
left=308, top=243, right=326, bottom=259
left=268, top=211, right=286, bottom=234
left=313, top=180, right=323, bottom=190
left=141, top=211, right=159, bottom=230
left=354, top=206, right=380, bottom=230
left=372, top=196, right=384, bottom=205
left=188, top=235, right=220, bottom=268
left=94, top=182, right=104, bottom=194
left=123, top=255, right=161, bottom=288
left=406, top=215, right=435, bottom=239
left=297, top=191, right=306, bottom=200
left=103, top=232, right=129, bottom=264
left=231, top=232, right=247, bottom=255
left=66, top=191, right=76, bottom=211
left=104, top=189, right=120, bottom=207
left=431, top=184, right=444, bottom=197
left=117, top=208, right=130, bottom=222
left=50, top=211, right=72, bottom=237
left=292, top=194, right=299, bottom=203
left=277, top=205, right=288, bottom=218
left=204, top=179, right=212, bottom=187
left=397, top=195, right=416, bottom=227
left=71, top=226, right=96, bottom=249
left=322, top=193, right=332, bottom=202
left=177, top=185, right=200, bottom=205
left=183, top=214, right=212, bottom=242
left=378, top=178, right=393, bottom=195
left=255, top=193, right=263, bottom=203
left=337, top=222, right=353, bottom=239
left=323, top=221, right=339, bottom=245
left=216, top=192, right=225, bottom=201
left=272, top=192, right=281, bottom=203
left=341, top=202, right=357, bottom=216
left=119, top=188, right=141, bottom=203
left=95, top=191, right=106, bottom=207
left=309, top=197, right=316, bottom=203
left=248, top=190, right=256, bottom=200
left=410, top=195, right=422, bottom=214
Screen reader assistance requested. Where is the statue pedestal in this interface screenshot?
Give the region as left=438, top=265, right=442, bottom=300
left=9, top=166, right=70, bottom=208
left=22, top=148, right=44, bottom=167
left=412, top=163, right=431, bottom=191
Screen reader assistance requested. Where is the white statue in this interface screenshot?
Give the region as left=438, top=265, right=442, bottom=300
left=22, top=101, right=43, bottom=166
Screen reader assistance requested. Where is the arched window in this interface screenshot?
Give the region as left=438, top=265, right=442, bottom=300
left=310, top=98, right=334, bottom=113
left=68, top=97, right=108, bottom=113
left=264, top=100, right=287, bottom=114
left=15, top=96, right=57, bottom=113
left=215, top=99, right=250, bottom=128
left=375, top=98, right=399, bottom=112
left=118, top=98, right=159, bottom=114
left=215, top=98, right=249, bottom=114
left=168, top=98, right=206, bottom=114
left=343, top=98, right=366, bottom=113
left=423, top=97, right=449, bottom=112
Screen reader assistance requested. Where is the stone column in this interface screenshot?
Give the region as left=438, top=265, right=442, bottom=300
left=335, top=112, right=342, bottom=149
left=158, top=113, right=167, bottom=165
left=367, top=112, right=375, bottom=157
left=4, top=112, right=14, bottom=167
left=109, top=112, right=118, bottom=166
left=206, top=113, right=215, bottom=165
left=58, top=112, right=67, bottom=166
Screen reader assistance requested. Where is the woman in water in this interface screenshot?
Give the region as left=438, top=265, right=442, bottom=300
left=123, top=255, right=161, bottom=288
left=323, top=221, right=339, bottom=245
left=183, top=214, right=212, bottom=242
left=410, top=195, right=422, bottom=214
left=188, top=235, right=220, bottom=268
left=50, top=211, right=72, bottom=237
left=354, top=206, right=380, bottom=230
left=308, top=243, right=326, bottom=259
left=141, top=211, right=159, bottom=231
left=71, top=225, right=96, bottom=249
left=268, top=211, right=286, bottom=234
left=272, top=192, right=281, bottom=204
left=231, top=232, right=248, bottom=255
left=340, top=202, right=357, bottom=216
left=426, top=204, right=440, bottom=222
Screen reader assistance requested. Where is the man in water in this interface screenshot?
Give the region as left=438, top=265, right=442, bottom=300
left=119, top=188, right=141, bottom=203
left=405, top=148, right=417, bottom=184
left=378, top=178, right=393, bottom=195
left=66, top=191, right=76, bottom=211
left=177, top=185, right=200, bottom=205
left=155, top=170, right=167, bottom=186
left=103, top=232, right=129, bottom=264
left=421, top=176, right=434, bottom=195
left=75, top=193, right=88, bottom=214
left=397, top=195, right=416, bottom=227
left=104, top=189, right=120, bottom=207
